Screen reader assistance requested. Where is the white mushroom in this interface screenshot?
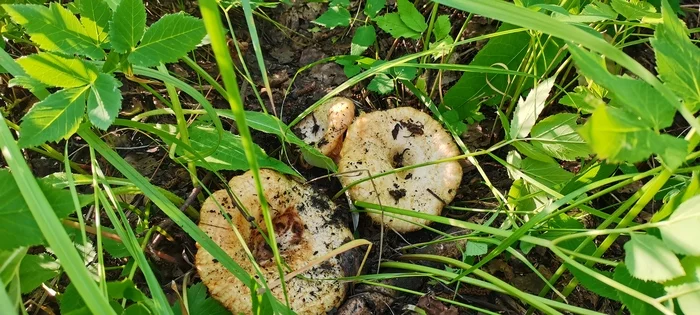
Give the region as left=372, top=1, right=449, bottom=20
left=195, top=169, right=355, bottom=314
left=337, top=107, right=462, bottom=233
left=295, top=97, right=355, bottom=158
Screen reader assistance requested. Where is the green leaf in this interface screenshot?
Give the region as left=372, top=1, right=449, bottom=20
left=391, top=65, right=417, bottom=81
left=465, top=242, right=488, bottom=256
left=650, top=2, right=700, bottom=112
left=624, top=234, right=685, bottom=282
left=218, top=110, right=337, bottom=171
left=428, top=36, right=453, bottom=60
left=520, top=158, right=573, bottom=189
left=510, top=77, right=555, bottom=139
left=330, top=0, right=350, bottom=6
left=157, top=124, right=298, bottom=176
left=313, top=5, right=351, bottom=28
left=559, top=86, right=602, bottom=114
left=109, top=0, right=146, bottom=53
left=655, top=134, right=688, bottom=170
left=364, top=0, right=385, bottom=18
left=18, top=254, right=61, bottom=294
left=442, top=24, right=564, bottom=117
left=351, top=25, right=376, bottom=56
left=19, top=88, right=88, bottom=148
left=16, top=52, right=99, bottom=88
left=552, top=1, right=618, bottom=23
left=610, top=0, right=660, bottom=21
left=375, top=12, right=422, bottom=39
left=543, top=214, right=596, bottom=254
left=2, top=3, right=105, bottom=59
left=659, top=195, right=700, bottom=256
left=432, top=15, right=451, bottom=40
left=8, top=76, right=48, bottom=95
left=0, top=248, right=26, bottom=286
left=568, top=46, right=676, bottom=129
left=128, top=13, right=207, bottom=67
left=171, top=283, right=228, bottom=315
left=124, top=304, right=151, bottom=315
left=368, top=73, right=394, bottom=94
left=613, top=264, right=665, bottom=315
left=87, top=73, right=122, bottom=130
left=531, top=113, right=590, bottom=161
left=75, top=0, right=111, bottom=44
left=0, top=170, right=76, bottom=250
left=578, top=106, right=659, bottom=164
left=396, top=0, right=427, bottom=33
left=566, top=263, right=619, bottom=301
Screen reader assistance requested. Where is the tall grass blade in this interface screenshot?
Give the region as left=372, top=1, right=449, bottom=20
left=0, top=115, right=115, bottom=314
left=199, top=0, right=291, bottom=309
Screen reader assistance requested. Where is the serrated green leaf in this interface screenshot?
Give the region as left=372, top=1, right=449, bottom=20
left=650, top=2, right=700, bottom=112
left=171, top=283, right=228, bottom=315
left=75, top=0, right=111, bottom=44
left=465, top=242, right=488, bottom=256
left=666, top=283, right=700, bottom=314
left=397, top=0, right=427, bottom=33
left=0, top=170, right=77, bottom=250
left=128, top=13, right=206, bottom=67
left=313, top=5, right=351, bottom=28
left=2, top=3, right=105, bottom=59
left=331, top=0, right=350, bottom=6
left=18, top=254, right=61, bottom=293
left=109, top=0, right=146, bottom=53
left=655, top=134, right=688, bottom=169
left=579, top=104, right=661, bottom=164
left=368, top=73, right=394, bottom=94
left=569, top=46, right=676, bottom=129
left=8, top=76, right=48, bottom=95
left=342, top=64, right=362, bottom=78
left=559, top=86, right=602, bottom=114
left=531, top=113, right=590, bottom=161
left=433, top=15, right=451, bottom=40
left=566, top=263, right=619, bottom=301
left=391, top=65, right=417, bottom=81
left=520, top=158, right=573, bottom=189
left=375, top=12, right=422, bottom=39
left=156, top=124, right=298, bottom=176
left=610, top=0, right=660, bottom=21
left=624, top=234, right=685, bottom=282
left=364, top=0, right=385, bottom=18
left=428, top=36, right=453, bottom=60
left=510, top=77, right=555, bottom=139
left=351, top=25, right=376, bottom=56
left=16, top=52, right=98, bottom=88
left=19, top=88, right=88, bottom=148
left=87, top=73, right=122, bottom=130
left=659, top=195, right=700, bottom=256
left=613, top=264, right=665, bottom=315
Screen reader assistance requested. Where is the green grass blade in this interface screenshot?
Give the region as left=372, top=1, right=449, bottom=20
left=0, top=278, right=17, bottom=315
left=199, top=0, right=291, bottom=310
left=76, top=126, right=258, bottom=293
left=0, top=115, right=115, bottom=314
left=434, top=0, right=700, bottom=135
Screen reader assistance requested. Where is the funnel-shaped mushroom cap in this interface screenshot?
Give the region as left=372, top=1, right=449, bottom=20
left=337, top=107, right=462, bottom=233
left=296, top=97, right=355, bottom=157
left=195, top=169, right=355, bottom=314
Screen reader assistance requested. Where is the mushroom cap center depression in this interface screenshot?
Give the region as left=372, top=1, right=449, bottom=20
left=337, top=107, right=462, bottom=232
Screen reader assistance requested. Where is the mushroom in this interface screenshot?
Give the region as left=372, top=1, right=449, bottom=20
left=195, top=169, right=356, bottom=314
left=295, top=97, right=355, bottom=158
left=337, top=107, right=462, bottom=233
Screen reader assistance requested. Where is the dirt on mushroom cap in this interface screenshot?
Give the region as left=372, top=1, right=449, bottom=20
left=295, top=97, right=355, bottom=157
left=195, top=169, right=355, bottom=314
left=337, top=107, right=462, bottom=233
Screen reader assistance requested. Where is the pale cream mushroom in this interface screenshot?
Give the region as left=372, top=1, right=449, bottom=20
left=295, top=97, right=355, bottom=158
left=195, top=169, right=356, bottom=314
left=337, top=107, right=462, bottom=233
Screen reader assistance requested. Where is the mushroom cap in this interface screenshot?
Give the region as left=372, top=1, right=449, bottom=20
left=296, top=97, right=355, bottom=157
left=195, top=169, right=355, bottom=314
left=337, top=107, right=462, bottom=233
